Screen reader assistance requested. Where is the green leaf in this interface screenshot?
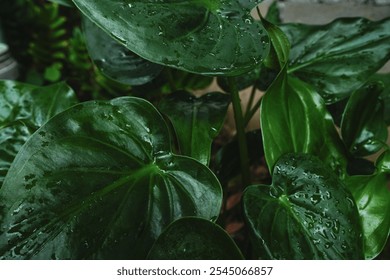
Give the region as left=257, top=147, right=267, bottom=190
left=47, top=0, right=74, bottom=7
left=341, top=82, right=388, bottom=157
left=282, top=17, right=390, bottom=103
left=0, top=81, right=77, bottom=187
left=0, top=97, right=222, bottom=259
left=264, top=0, right=281, bottom=25
left=260, top=70, right=347, bottom=176
left=261, top=16, right=290, bottom=69
left=369, top=73, right=390, bottom=125
left=158, top=91, right=230, bottom=165
left=82, top=16, right=163, bottom=86
left=147, top=217, right=243, bottom=260
left=217, top=67, right=261, bottom=92
left=71, top=0, right=270, bottom=76
left=377, top=149, right=390, bottom=173
left=165, top=69, right=214, bottom=92
left=243, top=153, right=364, bottom=260
left=345, top=172, right=390, bottom=259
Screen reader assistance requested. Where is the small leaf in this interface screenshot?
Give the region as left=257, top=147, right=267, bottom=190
left=282, top=17, right=390, bottom=103
left=243, top=153, right=364, bottom=260
left=47, top=0, right=74, bottom=7
left=345, top=151, right=390, bottom=259
left=0, top=97, right=222, bottom=259
left=341, top=82, right=388, bottom=157
left=260, top=70, right=347, bottom=176
left=72, top=0, right=270, bottom=75
left=82, top=16, right=163, bottom=86
left=377, top=149, right=390, bottom=173
left=369, top=73, right=390, bottom=125
left=158, top=91, right=230, bottom=165
left=147, top=217, right=243, bottom=260
left=265, top=0, right=281, bottom=25
left=345, top=173, right=390, bottom=259
left=0, top=81, right=78, bottom=187
left=261, top=16, right=290, bottom=69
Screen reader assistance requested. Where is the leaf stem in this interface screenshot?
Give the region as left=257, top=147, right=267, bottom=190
left=228, top=77, right=251, bottom=187
left=244, top=97, right=262, bottom=127
left=244, top=84, right=258, bottom=120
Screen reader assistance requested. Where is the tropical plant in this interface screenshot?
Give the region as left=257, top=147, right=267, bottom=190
left=0, top=0, right=389, bottom=260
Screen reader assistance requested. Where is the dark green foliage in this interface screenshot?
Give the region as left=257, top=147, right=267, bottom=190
left=0, top=0, right=388, bottom=260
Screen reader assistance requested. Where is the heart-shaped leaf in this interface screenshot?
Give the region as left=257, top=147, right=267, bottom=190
left=71, top=0, right=270, bottom=76
left=341, top=82, right=388, bottom=157
left=82, top=16, right=163, bottom=86
left=0, top=97, right=222, bottom=259
left=147, top=217, right=243, bottom=260
left=158, top=91, right=230, bottom=165
left=0, top=81, right=77, bottom=187
left=282, top=17, right=390, bottom=103
left=260, top=69, right=347, bottom=176
left=243, top=153, right=364, bottom=259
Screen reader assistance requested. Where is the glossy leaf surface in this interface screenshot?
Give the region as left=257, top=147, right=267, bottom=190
left=282, top=18, right=390, bottom=103
left=243, top=153, right=364, bottom=260
left=345, top=171, right=390, bottom=259
left=0, top=81, right=77, bottom=187
left=83, top=17, right=163, bottom=86
left=72, top=0, right=270, bottom=76
left=341, top=82, right=387, bottom=157
left=260, top=70, right=347, bottom=176
left=147, top=217, right=243, bottom=260
left=158, top=91, right=230, bottom=165
left=0, top=97, right=222, bottom=259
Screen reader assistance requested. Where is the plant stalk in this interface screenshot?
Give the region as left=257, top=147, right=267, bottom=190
left=228, top=77, right=251, bottom=188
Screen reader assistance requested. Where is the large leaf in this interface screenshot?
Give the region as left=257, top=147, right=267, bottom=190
left=243, top=153, right=364, bottom=260
left=147, top=217, right=243, bottom=260
left=82, top=16, right=163, bottom=86
left=282, top=17, right=390, bottom=103
left=0, top=97, right=222, bottom=259
left=0, top=81, right=77, bottom=187
left=341, top=82, right=388, bottom=157
left=345, top=172, right=390, bottom=259
left=71, top=0, right=270, bottom=76
left=260, top=70, right=347, bottom=176
left=158, top=91, right=230, bottom=165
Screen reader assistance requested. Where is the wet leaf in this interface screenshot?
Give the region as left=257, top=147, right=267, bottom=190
left=147, top=217, right=243, bottom=260
left=72, top=0, right=270, bottom=76
left=243, top=153, right=364, bottom=259
left=158, top=91, right=230, bottom=165
left=82, top=16, right=163, bottom=86
left=0, top=81, right=77, bottom=187
left=341, top=82, right=388, bottom=157
left=282, top=17, right=390, bottom=103
left=0, top=97, right=222, bottom=259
